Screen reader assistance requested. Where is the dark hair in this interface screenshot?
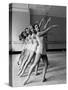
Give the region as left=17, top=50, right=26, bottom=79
left=19, top=31, right=26, bottom=40
left=33, top=29, right=37, bottom=34
left=29, top=30, right=32, bottom=35
left=24, top=28, right=29, bottom=37
left=23, top=30, right=28, bottom=38
left=33, top=23, right=40, bottom=32
left=25, top=31, right=29, bottom=37
left=29, top=25, right=37, bottom=35
left=25, top=28, right=28, bottom=31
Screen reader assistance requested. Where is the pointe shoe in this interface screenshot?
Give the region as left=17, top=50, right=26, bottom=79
left=23, top=80, right=27, bottom=85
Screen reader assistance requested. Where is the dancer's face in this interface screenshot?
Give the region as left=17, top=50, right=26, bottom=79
left=29, top=25, right=33, bottom=33
left=19, top=32, right=24, bottom=40
left=34, top=24, right=39, bottom=32
left=23, top=31, right=26, bottom=37
left=25, top=28, right=29, bottom=34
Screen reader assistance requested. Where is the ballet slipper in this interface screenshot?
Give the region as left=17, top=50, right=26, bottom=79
left=23, top=80, right=27, bottom=85
left=42, top=78, right=47, bottom=82
left=35, top=72, right=40, bottom=76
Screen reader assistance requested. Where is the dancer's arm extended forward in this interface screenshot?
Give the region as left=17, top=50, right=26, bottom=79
left=39, top=18, right=44, bottom=27
left=39, top=17, right=51, bottom=31
left=43, top=17, right=51, bottom=30
left=39, top=25, right=58, bottom=37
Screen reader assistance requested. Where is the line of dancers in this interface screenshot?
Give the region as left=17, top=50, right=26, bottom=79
left=17, top=17, right=58, bottom=85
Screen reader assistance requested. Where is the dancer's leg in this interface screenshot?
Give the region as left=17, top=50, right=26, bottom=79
left=17, top=50, right=25, bottom=65
left=41, top=54, right=48, bottom=82
left=19, top=51, right=35, bottom=77
left=18, top=51, right=30, bottom=76
left=23, top=53, right=41, bottom=85
left=35, top=60, right=40, bottom=75
left=20, top=51, right=30, bottom=70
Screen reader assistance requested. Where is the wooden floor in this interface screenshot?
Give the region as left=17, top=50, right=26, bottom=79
left=10, top=51, right=66, bottom=87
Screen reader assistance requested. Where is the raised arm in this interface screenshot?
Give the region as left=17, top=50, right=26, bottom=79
left=39, top=25, right=58, bottom=37
left=39, top=18, right=44, bottom=27
left=43, top=17, right=51, bottom=30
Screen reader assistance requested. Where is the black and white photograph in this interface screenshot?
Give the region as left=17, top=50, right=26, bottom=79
left=9, top=3, right=66, bottom=87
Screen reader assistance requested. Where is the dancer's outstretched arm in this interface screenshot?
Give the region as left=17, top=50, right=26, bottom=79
left=39, top=25, right=58, bottom=37
left=43, top=17, right=51, bottom=30
left=39, top=17, right=51, bottom=30
left=39, top=18, right=44, bottom=28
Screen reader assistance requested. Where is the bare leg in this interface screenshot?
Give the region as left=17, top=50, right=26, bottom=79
left=19, top=51, right=29, bottom=70
left=35, top=60, right=40, bottom=75
left=17, top=50, right=25, bottom=65
left=19, top=51, right=35, bottom=77
left=18, top=51, right=30, bottom=76
left=23, top=53, right=41, bottom=85
left=18, top=54, right=26, bottom=69
left=42, top=55, right=48, bottom=82
left=17, top=51, right=26, bottom=73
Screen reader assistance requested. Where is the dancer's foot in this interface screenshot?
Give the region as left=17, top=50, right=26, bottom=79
left=42, top=78, right=47, bottom=82
left=23, top=80, right=27, bottom=85
left=35, top=72, right=40, bottom=76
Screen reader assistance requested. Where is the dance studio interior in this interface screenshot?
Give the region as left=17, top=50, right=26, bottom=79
left=9, top=3, right=66, bottom=86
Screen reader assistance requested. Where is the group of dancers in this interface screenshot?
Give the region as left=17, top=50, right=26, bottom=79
left=17, top=17, right=57, bottom=85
